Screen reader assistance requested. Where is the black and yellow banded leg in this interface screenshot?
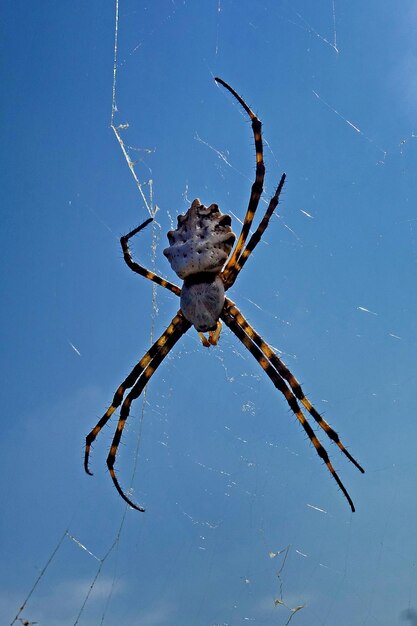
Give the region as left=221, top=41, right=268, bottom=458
left=121, top=217, right=181, bottom=297
left=214, top=78, right=265, bottom=283
left=224, top=300, right=364, bottom=475
left=106, top=313, right=191, bottom=511
left=84, top=310, right=190, bottom=475
left=225, top=174, right=286, bottom=290
left=221, top=308, right=357, bottom=512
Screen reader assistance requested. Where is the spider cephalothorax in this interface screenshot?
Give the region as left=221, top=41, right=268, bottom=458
left=85, top=77, right=364, bottom=513
left=163, top=198, right=235, bottom=332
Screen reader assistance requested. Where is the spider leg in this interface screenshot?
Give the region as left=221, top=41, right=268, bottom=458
left=84, top=310, right=190, bottom=475
left=221, top=306, right=358, bottom=512
left=225, top=174, right=286, bottom=290
left=106, top=312, right=191, bottom=511
left=214, top=78, right=265, bottom=283
left=224, top=300, right=364, bottom=473
left=121, top=217, right=181, bottom=296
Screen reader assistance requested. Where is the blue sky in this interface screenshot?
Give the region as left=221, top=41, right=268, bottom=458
left=2, top=1, right=417, bottom=624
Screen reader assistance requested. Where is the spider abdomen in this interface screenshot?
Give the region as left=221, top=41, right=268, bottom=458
left=163, top=198, right=236, bottom=280
left=180, top=274, right=225, bottom=332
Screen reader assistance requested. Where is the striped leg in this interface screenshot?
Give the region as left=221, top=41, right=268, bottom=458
left=221, top=307, right=358, bottom=512
left=106, top=313, right=191, bottom=511
left=84, top=311, right=190, bottom=475
left=225, top=174, right=286, bottom=289
left=224, top=300, right=364, bottom=474
left=84, top=311, right=187, bottom=474
left=121, top=217, right=181, bottom=297
left=214, top=78, right=265, bottom=284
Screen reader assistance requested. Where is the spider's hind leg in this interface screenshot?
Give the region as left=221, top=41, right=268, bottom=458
left=214, top=77, right=265, bottom=284
left=120, top=217, right=181, bottom=296
left=224, top=174, right=286, bottom=290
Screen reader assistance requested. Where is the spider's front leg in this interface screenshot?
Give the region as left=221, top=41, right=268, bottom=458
left=85, top=311, right=191, bottom=511
left=221, top=301, right=363, bottom=512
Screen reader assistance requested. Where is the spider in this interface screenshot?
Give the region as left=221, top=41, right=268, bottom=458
left=85, top=77, right=364, bottom=512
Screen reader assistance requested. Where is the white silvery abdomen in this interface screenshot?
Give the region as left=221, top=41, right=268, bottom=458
left=163, top=199, right=235, bottom=331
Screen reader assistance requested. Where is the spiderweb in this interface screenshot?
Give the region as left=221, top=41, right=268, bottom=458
left=3, top=1, right=417, bottom=625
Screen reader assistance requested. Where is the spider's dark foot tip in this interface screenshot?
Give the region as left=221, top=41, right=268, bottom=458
left=84, top=463, right=93, bottom=476
left=129, top=501, right=146, bottom=513
left=214, top=77, right=228, bottom=89
left=345, top=493, right=356, bottom=512
left=122, top=217, right=154, bottom=242
left=352, top=458, right=365, bottom=474
left=84, top=451, right=93, bottom=475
